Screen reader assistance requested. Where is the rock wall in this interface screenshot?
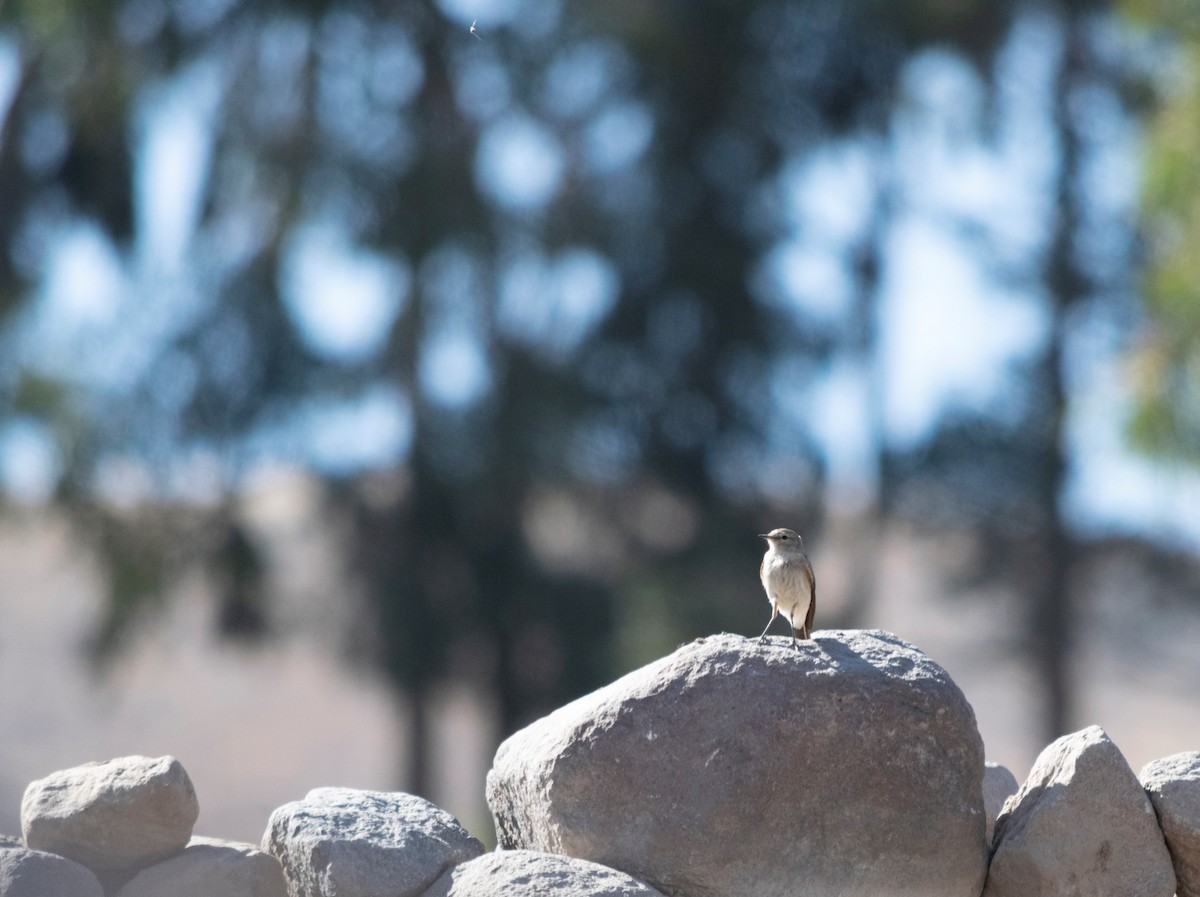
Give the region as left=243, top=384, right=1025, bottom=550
left=2, top=630, right=1195, bottom=897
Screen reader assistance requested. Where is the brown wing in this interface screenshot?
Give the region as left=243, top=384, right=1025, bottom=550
left=802, top=553, right=816, bottom=636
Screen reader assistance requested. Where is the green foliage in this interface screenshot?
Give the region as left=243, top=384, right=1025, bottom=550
left=1120, top=4, right=1200, bottom=462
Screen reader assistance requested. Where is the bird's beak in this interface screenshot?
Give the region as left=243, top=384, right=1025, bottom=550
left=757, top=533, right=769, bottom=540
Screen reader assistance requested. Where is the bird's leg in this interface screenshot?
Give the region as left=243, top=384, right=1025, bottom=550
left=791, top=628, right=800, bottom=650
left=757, top=606, right=779, bottom=643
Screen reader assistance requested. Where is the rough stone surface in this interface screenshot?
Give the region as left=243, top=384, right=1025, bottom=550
left=263, top=788, right=484, bottom=897
left=984, top=725, right=1176, bottom=897
left=0, top=835, right=22, bottom=849
left=1141, top=751, right=1200, bottom=897
left=20, top=755, right=198, bottom=876
left=983, top=762, right=1020, bottom=845
left=0, top=845, right=104, bottom=897
left=423, top=850, right=669, bottom=897
left=114, top=836, right=287, bottom=897
left=487, top=629, right=987, bottom=897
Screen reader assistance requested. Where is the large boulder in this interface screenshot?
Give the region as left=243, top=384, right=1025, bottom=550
left=114, top=836, right=287, bottom=897
left=422, top=849, right=669, bottom=897
left=1140, top=751, right=1200, bottom=897
left=20, top=755, right=198, bottom=876
left=486, top=630, right=987, bottom=897
left=984, top=726, right=1175, bottom=897
left=0, top=845, right=104, bottom=897
left=263, top=788, right=484, bottom=897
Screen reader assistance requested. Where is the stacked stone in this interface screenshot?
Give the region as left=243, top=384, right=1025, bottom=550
left=4, top=754, right=285, bottom=897
left=3, top=631, right=1196, bottom=897
left=1140, top=751, right=1200, bottom=897
left=983, top=726, right=1176, bottom=897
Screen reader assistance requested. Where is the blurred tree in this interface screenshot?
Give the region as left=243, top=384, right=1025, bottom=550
left=9, top=0, right=1155, bottom=794
left=885, top=0, right=1148, bottom=741
left=1118, top=0, right=1200, bottom=464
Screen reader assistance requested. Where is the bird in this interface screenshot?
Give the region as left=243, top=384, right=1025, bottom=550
left=757, top=527, right=816, bottom=649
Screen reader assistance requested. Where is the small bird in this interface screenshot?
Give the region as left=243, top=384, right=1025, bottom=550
left=757, top=528, right=816, bottom=649
left=470, top=18, right=481, bottom=39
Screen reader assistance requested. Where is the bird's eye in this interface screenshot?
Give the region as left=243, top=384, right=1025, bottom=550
left=780, top=534, right=788, bottom=539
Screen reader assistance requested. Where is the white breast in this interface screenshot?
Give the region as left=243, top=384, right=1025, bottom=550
left=762, top=554, right=812, bottom=623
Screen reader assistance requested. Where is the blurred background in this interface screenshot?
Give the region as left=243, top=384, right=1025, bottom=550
left=1, top=0, right=1199, bottom=844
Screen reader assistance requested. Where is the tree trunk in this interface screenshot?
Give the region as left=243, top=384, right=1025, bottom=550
left=404, top=685, right=432, bottom=798
left=1033, top=6, right=1088, bottom=742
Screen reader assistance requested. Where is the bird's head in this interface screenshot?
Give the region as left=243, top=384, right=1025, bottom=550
left=758, top=527, right=805, bottom=552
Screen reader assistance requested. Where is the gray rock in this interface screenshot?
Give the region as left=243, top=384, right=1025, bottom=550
left=984, top=725, right=1175, bottom=897
left=114, top=836, right=286, bottom=897
left=0, top=845, right=104, bottom=897
left=983, top=762, right=1020, bottom=845
left=0, top=836, right=22, bottom=850
left=423, top=850, right=669, bottom=897
left=1140, top=751, right=1200, bottom=897
left=486, top=630, right=987, bottom=897
left=263, top=788, right=484, bottom=897
left=20, top=755, right=198, bottom=875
